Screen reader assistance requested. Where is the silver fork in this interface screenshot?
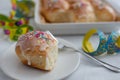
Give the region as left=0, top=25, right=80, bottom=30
left=57, top=38, right=120, bottom=73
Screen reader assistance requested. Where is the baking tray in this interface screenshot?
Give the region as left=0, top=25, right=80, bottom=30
left=34, top=0, right=120, bottom=35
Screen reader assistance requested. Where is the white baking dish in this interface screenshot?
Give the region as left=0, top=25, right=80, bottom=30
left=34, top=0, right=120, bottom=35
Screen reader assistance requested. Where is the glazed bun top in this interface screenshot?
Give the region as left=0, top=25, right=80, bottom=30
left=16, top=31, right=58, bottom=53
left=40, top=0, right=96, bottom=22
left=41, top=0, right=91, bottom=11
left=41, top=0, right=70, bottom=10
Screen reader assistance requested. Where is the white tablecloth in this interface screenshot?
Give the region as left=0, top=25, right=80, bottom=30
left=0, top=0, right=120, bottom=80
left=1, top=35, right=120, bottom=80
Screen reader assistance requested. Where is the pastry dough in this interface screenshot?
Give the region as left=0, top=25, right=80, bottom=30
left=15, top=31, right=58, bottom=71
left=67, top=0, right=96, bottom=22
left=40, top=0, right=117, bottom=23
left=40, top=15, right=46, bottom=23
left=88, top=0, right=116, bottom=22
left=40, top=0, right=96, bottom=23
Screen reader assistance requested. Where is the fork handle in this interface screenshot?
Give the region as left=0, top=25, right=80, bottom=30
left=77, top=49, right=120, bottom=73
left=57, top=37, right=120, bottom=73
left=66, top=46, right=120, bottom=72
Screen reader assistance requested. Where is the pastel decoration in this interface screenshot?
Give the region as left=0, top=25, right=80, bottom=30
left=10, top=0, right=17, bottom=19
left=10, top=10, right=16, bottom=19
left=15, top=0, right=35, bottom=18
left=0, top=21, right=2, bottom=27
left=82, top=29, right=107, bottom=56
left=9, top=25, right=28, bottom=41
left=0, top=14, right=9, bottom=27
left=106, top=31, right=120, bottom=54
left=11, top=0, right=16, bottom=4
left=0, top=0, right=34, bottom=41
left=4, top=30, right=10, bottom=35
left=3, top=22, right=11, bottom=35
left=116, top=36, right=120, bottom=48
left=0, top=14, right=9, bottom=21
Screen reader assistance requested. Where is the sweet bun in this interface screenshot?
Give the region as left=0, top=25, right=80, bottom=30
left=40, top=0, right=96, bottom=23
left=15, top=31, right=58, bottom=71
left=88, top=0, right=116, bottom=21
left=116, top=16, right=120, bottom=21
left=40, top=0, right=117, bottom=23
left=40, top=0, right=71, bottom=23
left=40, top=15, right=46, bottom=23
left=67, top=0, right=96, bottom=22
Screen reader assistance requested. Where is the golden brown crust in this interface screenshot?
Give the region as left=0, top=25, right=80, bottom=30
left=40, top=0, right=117, bottom=23
left=42, top=10, right=76, bottom=23
left=16, top=46, right=48, bottom=70
left=72, top=0, right=96, bottom=22
left=15, top=46, right=26, bottom=64
left=40, top=14, right=46, bottom=23
left=88, top=0, right=116, bottom=22
left=116, top=16, right=120, bottom=21
left=40, top=0, right=96, bottom=23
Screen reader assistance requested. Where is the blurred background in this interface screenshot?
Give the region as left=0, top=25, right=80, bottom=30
left=0, top=0, right=35, bottom=41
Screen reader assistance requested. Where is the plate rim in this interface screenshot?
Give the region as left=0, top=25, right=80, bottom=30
left=0, top=43, right=80, bottom=80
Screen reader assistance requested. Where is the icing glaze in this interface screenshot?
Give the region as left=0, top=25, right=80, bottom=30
left=42, top=0, right=69, bottom=10
left=17, top=31, right=57, bottom=52
left=16, top=31, right=58, bottom=65
left=27, top=56, right=31, bottom=65
left=16, top=31, right=57, bottom=65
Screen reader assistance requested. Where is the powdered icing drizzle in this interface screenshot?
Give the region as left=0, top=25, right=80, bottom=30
left=16, top=31, right=57, bottom=65
left=70, top=0, right=87, bottom=8
left=43, top=0, right=60, bottom=9
left=17, top=31, right=57, bottom=51
left=43, top=0, right=69, bottom=10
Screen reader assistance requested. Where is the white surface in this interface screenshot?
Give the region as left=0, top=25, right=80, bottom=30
left=0, top=43, right=80, bottom=80
left=0, top=0, right=11, bottom=16
left=34, top=0, right=120, bottom=35
left=1, top=0, right=120, bottom=80
left=1, top=35, right=120, bottom=80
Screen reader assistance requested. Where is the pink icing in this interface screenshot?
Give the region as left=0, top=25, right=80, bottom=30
left=42, top=0, right=88, bottom=12
left=42, top=0, right=68, bottom=9
left=16, top=31, right=57, bottom=53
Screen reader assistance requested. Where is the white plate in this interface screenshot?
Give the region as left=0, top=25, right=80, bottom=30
left=0, top=43, right=80, bottom=80
left=34, top=0, right=120, bottom=35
